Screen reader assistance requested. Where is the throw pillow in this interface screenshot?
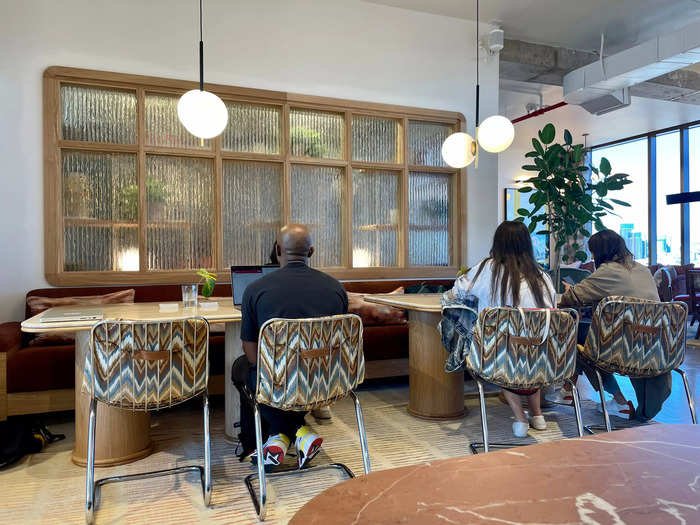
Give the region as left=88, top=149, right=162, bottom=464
left=27, top=289, right=136, bottom=346
left=347, top=287, right=406, bottom=327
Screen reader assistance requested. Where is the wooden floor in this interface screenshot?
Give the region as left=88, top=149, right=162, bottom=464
left=2, top=327, right=698, bottom=524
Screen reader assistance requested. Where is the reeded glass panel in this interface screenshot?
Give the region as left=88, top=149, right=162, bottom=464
left=408, top=121, right=453, bottom=167
left=146, top=155, right=213, bottom=270
left=690, top=126, right=700, bottom=267
left=61, top=85, right=137, bottom=144
left=290, top=165, right=343, bottom=267
left=222, top=102, right=281, bottom=154
left=409, top=172, right=451, bottom=266
left=655, top=131, right=681, bottom=265
left=290, top=108, right=344, bottom=159
left=145, top=94, right=211, bottom=149
left=222, top=161, right=282, bottom=266
left=591, top=138, right=649, bottom=263
left=62, top=150, right=138, bottom=271
left=352, top=169, right=398, bottom=267
left=352, top=116, right=402, bottom=163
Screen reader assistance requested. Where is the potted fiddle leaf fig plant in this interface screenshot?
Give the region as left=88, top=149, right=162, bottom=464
left=197, top=269, right=217, bottom=298
left=516, top=123, right=632, bottom=272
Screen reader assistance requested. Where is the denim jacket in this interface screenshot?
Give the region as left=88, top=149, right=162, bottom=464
left=438, top=292, right=479, bottom=373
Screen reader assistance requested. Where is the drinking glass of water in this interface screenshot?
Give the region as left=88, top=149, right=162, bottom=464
left=181, top=284, right=198, bottom=308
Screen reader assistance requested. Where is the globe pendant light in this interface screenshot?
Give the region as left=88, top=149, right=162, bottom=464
left=177, top=0, right=228, bottom=139
left=441, top=0, right=514, bottom=168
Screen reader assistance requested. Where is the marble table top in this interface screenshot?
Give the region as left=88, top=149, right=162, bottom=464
left=21, top=298, right=241, bottom=333
left=291, top=425, right=700, bottom=525
left=364, top=293, right=443, bottom=313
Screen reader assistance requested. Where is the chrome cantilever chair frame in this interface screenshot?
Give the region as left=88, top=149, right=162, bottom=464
left=582, top=298, right=696, bottom=434
left=468, top=307, right=585, bottom=454
left=84, top=317, right=212, bottom=525
left=244, top=314, right=371, bottom=521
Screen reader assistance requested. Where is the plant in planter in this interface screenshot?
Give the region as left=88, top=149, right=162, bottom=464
left=516, top=124, right=632, bottom=271
left=197, top=269, right=217, bottom=298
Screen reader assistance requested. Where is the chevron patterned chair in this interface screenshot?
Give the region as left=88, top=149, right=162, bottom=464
left=245, top=314, right=370, bottom=521
left=465, top=306, right=584, bottom=453
left=580, top=296, right=696, bottom=432
left=81, top=317, right=212, bottom=525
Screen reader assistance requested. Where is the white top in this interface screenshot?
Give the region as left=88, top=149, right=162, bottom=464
left=452, top=260, right=557, bottom=312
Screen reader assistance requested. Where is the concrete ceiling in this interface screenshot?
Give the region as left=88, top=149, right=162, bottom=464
left=366, top=0, right=700, bottom=54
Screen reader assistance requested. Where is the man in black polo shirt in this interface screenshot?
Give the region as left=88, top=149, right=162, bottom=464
left=240, top=223, right=348, bottom=469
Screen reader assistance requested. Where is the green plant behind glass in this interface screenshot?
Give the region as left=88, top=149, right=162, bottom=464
left=517, top=123, right=632, bottom=264
left=197, top=269, right=217, bottom=298
left=290, top=126, right=327, bottom=157
left=119, top=177, right=168, bottom=221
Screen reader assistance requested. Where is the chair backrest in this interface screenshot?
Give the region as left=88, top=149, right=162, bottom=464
left=256, top=314, right=364, bottom=411
left=82, top=317, right=209, bottom=410
left=687, top=270, right=700, bottom=317
left=466, top=307, right=579, bottom=389
left=653, top=266, right=678, bottom=302
left=581, top=296, right=687, bottom=377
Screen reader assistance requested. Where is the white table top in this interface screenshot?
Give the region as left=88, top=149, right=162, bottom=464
left=364, top=293, right=443, bottom=313
left=21, top=298, right=241, bottom=333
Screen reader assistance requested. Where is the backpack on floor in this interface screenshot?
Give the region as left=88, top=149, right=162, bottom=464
left=0, top=418, right=65, bottom=469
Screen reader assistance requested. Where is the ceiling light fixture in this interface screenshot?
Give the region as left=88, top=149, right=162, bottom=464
left=177, top=0, right=228, bottom=139
left=441, top=0, right=514, bottom=168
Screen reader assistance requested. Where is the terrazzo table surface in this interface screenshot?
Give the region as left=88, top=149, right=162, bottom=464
left=291, top=424, right=700, bottom=525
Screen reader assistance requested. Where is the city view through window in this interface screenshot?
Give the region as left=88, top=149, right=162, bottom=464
left=592, top=126, right=699, bottom=266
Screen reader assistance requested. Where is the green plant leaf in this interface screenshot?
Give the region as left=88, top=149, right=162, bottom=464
left=514, top=216, right=525, bottom=223
left=517, top=208, right=530, bottom=217
left=528, top=221, right=537, bottom=234
left=525, top=151, right=539, bottom=158
left=564, top=129, right=573, bottom=146
left=532, top=138, right=545, bottom=156
left=610, top=198, right=631, bottom=207
left=599, top=157, right=611, bottom=176
left=575, top=250, right=588, bottom=262
left=518, top=186, right=533, bottom=193
left=540, top=123, right=556, bottom=145
left=521, top=165, right=540, bottom=171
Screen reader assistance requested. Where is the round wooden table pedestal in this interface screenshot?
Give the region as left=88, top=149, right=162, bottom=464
left=72, top=331, right=153, bottom=467
left=407, top=310, right=465, bottom=420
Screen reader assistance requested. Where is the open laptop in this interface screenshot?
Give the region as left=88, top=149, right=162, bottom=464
left=40, top=307, right=104, bottom=323
left=231, top=265, right=279, bottom=306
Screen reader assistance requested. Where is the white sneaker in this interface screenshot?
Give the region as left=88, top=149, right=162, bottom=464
left=597, top=398, right=634, bottom=419
left=512, top=421, right=529, bottom=437
left=547, top=388, right=574, bottom=406
left=529, top=415, right=547, bottom=430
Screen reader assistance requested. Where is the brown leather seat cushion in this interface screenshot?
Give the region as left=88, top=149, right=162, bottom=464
left=8, top=345, right=75, bottom=393
left=362, top=325, right=409, bottom=361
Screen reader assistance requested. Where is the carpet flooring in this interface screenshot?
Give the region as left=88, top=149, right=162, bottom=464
left=1, top=377, right=687, bottom=525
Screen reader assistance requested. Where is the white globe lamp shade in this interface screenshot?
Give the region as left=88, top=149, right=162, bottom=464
left=478, top=115, right=515, bottom=153
left=441, top=132, right=475, bottom=168
left=177, top=89, right=229, bottom=139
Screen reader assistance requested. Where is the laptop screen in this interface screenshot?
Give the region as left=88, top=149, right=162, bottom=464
left=231, top=265, right=279, bottom=306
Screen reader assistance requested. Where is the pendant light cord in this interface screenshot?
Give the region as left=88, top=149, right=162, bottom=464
left=475, top=0, right=480, bottom=127
left=199, top=0, right=204, bottom=91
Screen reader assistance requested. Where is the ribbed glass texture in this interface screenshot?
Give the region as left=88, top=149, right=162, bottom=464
left=290, top=108, right=344, bottom=159
left=352, top=116, right=402, bottom=163
left=62, top=150, right=138, bottom=271
left=145, top=94, right=211, bottom=149
left=352, top=169, right=398, bottom=267
left=146, top=155, right=214, bottom=270
left=222, top=102, right=281, bottom=154
left=409, top=171, right=451, bottom=266
left=290, top=165, right=343, bottom=267
left=61, top=85, right=137, bottom=144
left=222, top=161, right=282, bottom=266
left=408, top=121, right=454, bottom=167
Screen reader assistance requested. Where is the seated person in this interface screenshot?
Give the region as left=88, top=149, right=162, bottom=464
left=558, top=229, right=663, bottom=421
left=240, top=224, right=348, bottom=468
left=451, top=221, right=557, bottom=438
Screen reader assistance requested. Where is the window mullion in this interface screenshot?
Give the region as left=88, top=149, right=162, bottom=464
left=344, top=111, right=352, bottom=269
left=399, top=117, right=409, bottom=268
left=137, top=87, right=147, bottom=272
left=648, top=135, right=656, bottom=266
left=681, top=127, right=690, bottom=265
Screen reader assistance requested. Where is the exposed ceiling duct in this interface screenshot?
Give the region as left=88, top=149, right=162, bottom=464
left=563, top=19, right=700, bottom=113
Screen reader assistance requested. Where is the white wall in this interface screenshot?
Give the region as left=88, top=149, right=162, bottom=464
left=0, top=0, right=500, bottom=321
left=498, top=85, right=700, bottom=220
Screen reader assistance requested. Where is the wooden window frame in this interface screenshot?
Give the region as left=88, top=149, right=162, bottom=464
left=44, top=66, right=467, bottom=286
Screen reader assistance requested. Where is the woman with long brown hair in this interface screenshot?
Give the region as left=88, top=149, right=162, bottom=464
left=452, top=221, right=556, bottom=437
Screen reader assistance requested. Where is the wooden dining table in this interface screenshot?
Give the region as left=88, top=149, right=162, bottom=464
left=364, top=293, right=464, bottom=420
left=21, top=299, right=243, bottom=467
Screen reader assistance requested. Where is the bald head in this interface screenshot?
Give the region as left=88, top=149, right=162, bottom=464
left=276, top=223, right=314, bottom=266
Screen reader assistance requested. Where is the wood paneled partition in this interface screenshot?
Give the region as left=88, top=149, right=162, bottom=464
left=44, top=66, right=466, bottom=285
